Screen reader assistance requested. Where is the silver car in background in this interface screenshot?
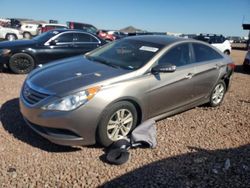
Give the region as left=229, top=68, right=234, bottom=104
left=19, top=36, right=235, bottom=147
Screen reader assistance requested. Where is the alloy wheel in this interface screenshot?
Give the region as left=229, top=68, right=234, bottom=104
left=212, top=83, right=225, bottom=105
left=107, top=109, right=133, bottom=141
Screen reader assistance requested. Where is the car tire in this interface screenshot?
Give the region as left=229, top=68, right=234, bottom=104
left=223, top=50, right=230, bottom=55
left=208, top=80, right=226, bottom=107
left=97, top=101, right=138, bottom=147
left=5, top=34, right=17, bottom=41
left=23, top=32, right=32, bottom=39
left=9, top=53, right=35, bottom=74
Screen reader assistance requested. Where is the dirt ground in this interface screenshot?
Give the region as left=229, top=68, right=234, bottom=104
left=0, top=50, right=249, bottom=187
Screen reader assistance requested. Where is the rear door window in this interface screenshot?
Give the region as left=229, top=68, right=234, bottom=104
left=192, top=43, right=223, bottom=62
left=158, top=43, right=191, bottom=67
left=76, top=33, right=99, bottom=43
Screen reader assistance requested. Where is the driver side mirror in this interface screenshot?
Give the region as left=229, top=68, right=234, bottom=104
left=49, top=40, right=57, bottom=45
left=151, top=63, right=176, bottom=74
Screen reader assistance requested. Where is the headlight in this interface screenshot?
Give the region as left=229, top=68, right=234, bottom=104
left=42, top=86, right=100, bottom=111
left=0, top=49, right=11, bottom=56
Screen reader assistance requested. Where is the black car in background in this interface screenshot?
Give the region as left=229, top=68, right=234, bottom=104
left=67, top=22, right=98, bottom=34
left=0, top=29, right=106, bottom=74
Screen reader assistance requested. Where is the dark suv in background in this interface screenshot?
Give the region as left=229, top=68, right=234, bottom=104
left=67, top=21, right=98, bottom=34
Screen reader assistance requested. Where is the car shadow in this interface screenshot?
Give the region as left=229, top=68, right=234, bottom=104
left=102, top=144, right=250, bottom=187
left=234, top=65, right=250, bottom=74
left=0, top=98, right=81, bottom=152
left=0, top=65, right=16, bottom=74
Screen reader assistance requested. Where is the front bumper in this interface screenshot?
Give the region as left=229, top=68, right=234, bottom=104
left=19, top=93, right=103, bottom=146
left=0, top=55, right=10, bottom=71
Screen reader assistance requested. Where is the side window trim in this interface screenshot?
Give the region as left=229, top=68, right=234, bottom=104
left=44, top=32, right=74, bottom=45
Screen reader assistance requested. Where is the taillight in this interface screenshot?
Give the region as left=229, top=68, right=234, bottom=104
left=228, top=63, right=235, bottom=70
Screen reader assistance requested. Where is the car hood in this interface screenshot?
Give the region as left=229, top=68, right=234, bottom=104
left=27, top=55, right=130, bottom=95
left=0, top=40, right=36, bottom=48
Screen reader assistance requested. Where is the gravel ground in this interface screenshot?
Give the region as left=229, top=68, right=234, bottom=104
left=0, top=50, right=249, bottom=187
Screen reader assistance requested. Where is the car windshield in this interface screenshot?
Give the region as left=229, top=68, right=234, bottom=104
left=33, top=30, right=58, bottom=42
left=86, top=39, right=164, bottom=70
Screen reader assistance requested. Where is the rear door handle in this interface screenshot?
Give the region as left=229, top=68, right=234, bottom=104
left=185, top=73, right=193, bottom=79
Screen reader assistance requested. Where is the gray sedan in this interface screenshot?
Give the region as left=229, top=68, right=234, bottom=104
left=19, top=35, right=235, bottom=147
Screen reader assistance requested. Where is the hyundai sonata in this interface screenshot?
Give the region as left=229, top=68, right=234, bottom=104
left=20, top=35, right=235, bottom=147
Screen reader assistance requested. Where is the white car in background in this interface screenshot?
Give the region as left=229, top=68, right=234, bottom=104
left=210, top=36, right=231, bottom=55
left=21, top=23, right=40, bottom=39
left=194, top=34, right=232, bottom=55
left=0, top=26, right=23, bottom=41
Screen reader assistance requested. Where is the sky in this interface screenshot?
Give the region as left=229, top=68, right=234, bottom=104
left=1, top=0, right=250, bottom=37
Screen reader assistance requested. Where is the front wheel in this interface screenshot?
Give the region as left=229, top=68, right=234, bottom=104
left=9, top=53, right=35, bottom=74
left=97, top=101, right=138, bottom=147
left=209, top=80, right=226, bottom=107
left=23, top=32, right=32, bottom=39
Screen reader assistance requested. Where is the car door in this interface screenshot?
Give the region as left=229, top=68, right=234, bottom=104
left=147, top=43, right=196, bottom=118
left=190, top=42, right=223, bottom=101
left=74, top=32, right=101, bottom=54
left=37, top=32, right=78, bottom=63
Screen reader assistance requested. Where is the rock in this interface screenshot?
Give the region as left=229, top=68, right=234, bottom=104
left=12, top=172, right=17, bottom=178
left=7, top=167, right=16, bottom=173
left=223, top=159, right=231, bottom=171
left=212, top=169, right=219, bottom=174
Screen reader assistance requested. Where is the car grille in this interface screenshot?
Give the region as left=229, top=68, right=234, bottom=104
left=22, top=83, right=50, bottom=105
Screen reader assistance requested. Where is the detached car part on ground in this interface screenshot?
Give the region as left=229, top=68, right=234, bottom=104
left=0, top=29, right=106, bottom=74
left=19, top=36, right=235, bottom=147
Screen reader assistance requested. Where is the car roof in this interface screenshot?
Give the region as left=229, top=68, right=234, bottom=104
left=126, top=35, right=189, bottom=46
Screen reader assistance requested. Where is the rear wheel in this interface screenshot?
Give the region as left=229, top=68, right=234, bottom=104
left=97, top=101, right=137, bottom=147
left=5, top=34, right=17, bottom=41
left=9, top=53, right=35, bottom=74
left=209, top=80, right=226, bottom=107
left=23, top=32, right=32, bottom=39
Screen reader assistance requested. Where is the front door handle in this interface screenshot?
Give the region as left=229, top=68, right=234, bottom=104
left=185, top=73, right=193, bottom=79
